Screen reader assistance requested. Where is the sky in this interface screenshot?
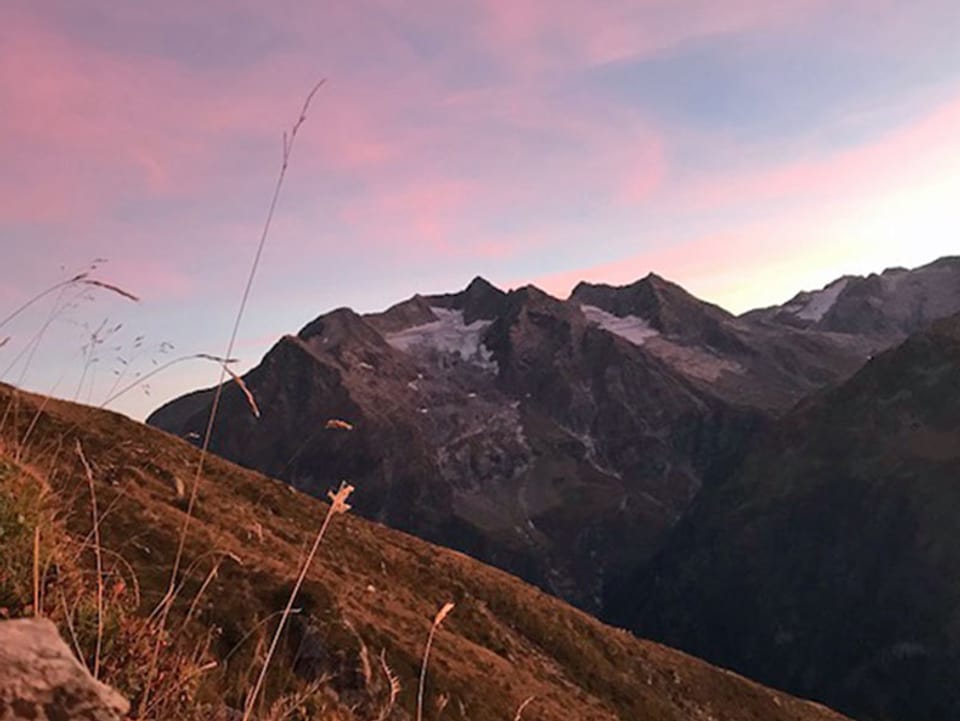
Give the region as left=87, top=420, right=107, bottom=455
left=2, top=0, right=959, bottom=421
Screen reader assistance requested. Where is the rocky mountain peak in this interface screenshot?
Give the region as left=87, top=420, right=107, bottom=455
left=464, top=274, right=501, bottom=295
left=496, top=283, right=568, bottom=319
left=570, top=274, right=741, bottom=359
left=427, top=275, right=507, bottom=324
left=297, top=307, right=387, bottom=353
left=365, top=294, right=438, bottom=334
left=572, top=273, right=731, bottom=333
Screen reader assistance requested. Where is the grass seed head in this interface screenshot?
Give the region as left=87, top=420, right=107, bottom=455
left=327, top=482, right=354, bottom=515
left=81, top=279, right=140, bottom=303
left=433, top=601, right=455, bottom=628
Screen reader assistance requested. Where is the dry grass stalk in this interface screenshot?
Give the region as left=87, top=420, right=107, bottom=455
left=32, top=525, right=40, bottom=617
left=194, top=353, right=241, bottom=364
left=240, top=481, right=353, bottom=721
left=75, top=439, right=104, bottom=680
left=222, top=364, right=261, bottom=418
left=142, top=657, right=219, bottom=718
left=221, top=608, right=303, bottom=667
left=181, top=559, right=223, bottom=630
left=375, top=650, right=401, bottom=721
left=343, top=618, right=372, bottom=687
left=0, top=266, right=136, bottom=434
left=99, top=352, right=236, bottom=409
left=513, top=696, right=536, bottom=721
left=80, top=279, right=141, bottom=303
left=417, top=601, right=455, bottom=721
left=59, top=590, right=89, bottom=670
left=140, top=80, right=324, bottom=715
left=17, top=395, right=55, bottom=463
left=0, top=269, right=91, bottom=330
left=261, top=677, right=329, bottom=721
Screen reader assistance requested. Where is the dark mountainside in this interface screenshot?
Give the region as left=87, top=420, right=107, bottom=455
left=0, top=383, right=855, bottom=721
left=151, top=277, right=767, bottom=611
left=611, top=311, right=960, bottom=721
left=147, top=260, right=960, bottom=623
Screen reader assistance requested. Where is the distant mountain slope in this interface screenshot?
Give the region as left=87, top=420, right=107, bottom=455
left=0, top=383, right=853, bottom=721
left=148, top=258, right=960, bottom=621
left=612, top=312, right=960, bottom=721
left=571, top=273, right=875, bottom=411
left=744, top=256, right=960, bottom=340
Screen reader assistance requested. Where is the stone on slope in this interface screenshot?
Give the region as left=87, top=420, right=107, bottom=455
left=0, top=618, right=129, bottom=721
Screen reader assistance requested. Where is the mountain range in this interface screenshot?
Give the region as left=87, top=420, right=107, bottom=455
left=149, top=255, right=960, bottom=719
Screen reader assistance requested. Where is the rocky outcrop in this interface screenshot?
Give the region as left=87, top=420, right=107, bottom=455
left=0, top=618, right=129, bottom=721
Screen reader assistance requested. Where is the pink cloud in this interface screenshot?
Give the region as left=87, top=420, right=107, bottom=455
left=100, top=257, right=196, bottom=301
left=524, top=93, right=960, bottom=312
left=475, top=0, right=833, bottom=74
left=0, top=10, right=217, bottom=222
left=4, top=0, right=955, bottom=319
left=523, top=213, right=856, bottom=313
left=1, top=0, right=677, bottom=273
left=689, top=94, right=960, bottom=211
left=0, top=4, right=404, bottom=223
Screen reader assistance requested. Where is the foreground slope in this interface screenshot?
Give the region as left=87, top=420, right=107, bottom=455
left=614, top=313, right=960, bottom=720
left=0, top=383, right=849, bottom=721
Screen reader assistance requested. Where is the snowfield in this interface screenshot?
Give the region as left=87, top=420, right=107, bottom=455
left=386, top=307, right=498, bottom=371
left=793, top=278, right=849, bottom=321
left=579, top=304, right=660, bottom=346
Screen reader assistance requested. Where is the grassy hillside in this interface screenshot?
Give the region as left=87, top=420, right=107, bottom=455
left=0, top=382, right=849, bottom=721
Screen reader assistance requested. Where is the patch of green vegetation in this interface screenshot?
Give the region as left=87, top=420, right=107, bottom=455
left=0, top=458, right=46, bottom=614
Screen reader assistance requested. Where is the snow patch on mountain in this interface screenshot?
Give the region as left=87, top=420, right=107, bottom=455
left=386, top=307, right=498, bottom=371
left=580, top=305, right=659, bottom=346
left=792, top=279, right=849, bottom=321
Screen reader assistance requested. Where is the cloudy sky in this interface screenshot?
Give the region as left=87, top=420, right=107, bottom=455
left=3, top=0, right=960, bottom=420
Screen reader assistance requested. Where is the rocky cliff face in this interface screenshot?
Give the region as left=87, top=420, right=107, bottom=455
left=148, top=259, right=959, bottom=620
left=612, top=312, right=960, bottom=721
